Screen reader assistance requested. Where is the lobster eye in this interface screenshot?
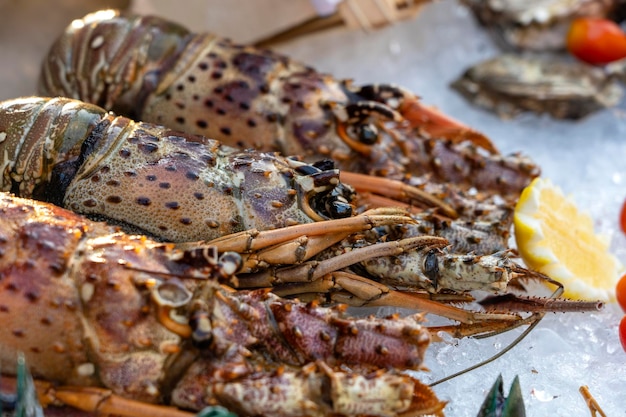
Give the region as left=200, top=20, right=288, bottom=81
left=424, top=249, right=439, bottom=290
left=326, top=199, right=353, bottom=218
left=294, top=164, right=321, bottom=176
left=355, top=123, right=379, bottom=145
left=325, top=183, right=355, bottom=219
left=306, top=181, right=355, bottom=220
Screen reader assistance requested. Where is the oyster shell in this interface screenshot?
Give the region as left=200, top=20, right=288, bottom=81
left=461, top=0, right=624, bottom=51
left=451, top=53, right=623, bottom=119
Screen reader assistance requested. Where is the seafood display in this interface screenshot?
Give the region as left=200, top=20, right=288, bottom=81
left=0, top=192, right=446, bottom=416
left=38, top=9, right=540, bottom=203
left=0, top=3, right=619, bottom=416
left=0, top=96, right=602, bottom=325
left=451, top=53, right=623, bottom=119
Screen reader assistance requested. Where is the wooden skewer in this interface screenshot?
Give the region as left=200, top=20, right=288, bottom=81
left=255, top=0, right=430, bottom=48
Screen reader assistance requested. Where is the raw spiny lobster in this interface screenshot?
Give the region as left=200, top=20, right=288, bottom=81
left=0, top=96, right=490, bottom=316
left=0, top=96, right=360, bottom=243
left=0, top=192, right=446, bottom=417
left=0, top=96, right=601, bottom=334
left=38, top=9, right=540, bottom=206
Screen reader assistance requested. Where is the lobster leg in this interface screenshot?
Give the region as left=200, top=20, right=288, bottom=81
left=50, top=386, right=194, bottom=417
left=579, top=385, right=608, bottom=417
left=236, top=236, right=604, bottom=334
left=231, top=236, right=534, bottom=335
left=171, top=359, right=446, bottom=417
left=0, top=377, right=194, bottom=417
left=272, top=270, right=522, bottom=327
left=397, top=95, right=498, bottom=153
left=3, top=347, right=447, bottom=417
left=206, top=208, right=414, bottom=253
left=236, top=235, right=448, bottom=287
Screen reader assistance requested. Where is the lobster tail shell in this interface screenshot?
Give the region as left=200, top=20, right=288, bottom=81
left=0, top=97, right=109, bottom=203
left=39, top=10, right=192, bottom=118
left=39, top=10, right=541, bottom=202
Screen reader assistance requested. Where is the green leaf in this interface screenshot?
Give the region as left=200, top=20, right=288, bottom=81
left=195, top=405, right=239, bottom=417
left=1, top=353, right=44, bottom=417
left=477, top=374, right=526, bottom=417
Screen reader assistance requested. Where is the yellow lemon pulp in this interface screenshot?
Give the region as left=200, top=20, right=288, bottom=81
left=514, top=177, right=622, bottom=302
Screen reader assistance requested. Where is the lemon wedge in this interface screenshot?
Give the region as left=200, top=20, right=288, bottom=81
left=514, top=177, right=623, bottom=302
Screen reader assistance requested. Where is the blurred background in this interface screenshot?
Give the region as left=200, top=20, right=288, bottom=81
left=0, top=0, right=128, bottom=100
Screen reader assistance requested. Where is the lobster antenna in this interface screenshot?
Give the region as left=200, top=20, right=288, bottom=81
left=429, top=311, right=544, bottom=387
left=430, top=271, right=566, bottom=387
left=121, top=265, right=207, bottom=280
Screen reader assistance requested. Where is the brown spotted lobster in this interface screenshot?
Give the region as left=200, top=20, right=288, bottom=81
left=38, top=9, right=541, bottom=213
left=0, top=190, right=601, bottom=417
left=0, top=96, right=601, bottom=328
left=0, top=9, right=607, bottom=415
left=0, top=192, right=446, bottom=417
left=0, top=98, right=602, bottom=417
left=0, top=96, right=359, bottom=243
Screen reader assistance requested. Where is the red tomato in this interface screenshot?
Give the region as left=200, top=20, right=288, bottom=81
left=621, top=199, right=626, bottom=235
left=566, top=18, right=626, bottom=65
left=617, top=274, right=626, bottom=313
left=619, top=316, right=626, bottom=351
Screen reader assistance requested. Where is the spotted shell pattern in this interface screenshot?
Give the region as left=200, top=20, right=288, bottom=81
left=0, top=97, right=353, bottom=242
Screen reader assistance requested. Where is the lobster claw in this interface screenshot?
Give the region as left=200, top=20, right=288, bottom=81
left=477, top=374, right=525, bottom=417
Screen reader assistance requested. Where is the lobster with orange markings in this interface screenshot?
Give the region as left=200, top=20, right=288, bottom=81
left=38, top=9, right=541, bottom=212
left=0, top=91, right=604, bottom=417
left=0, top=192, right=603, bottom=417
left=0, top=96, right=362, bottom=243
left=0, top=96, right=602, bottom=322
left=0, top=192, right=447, bottom=417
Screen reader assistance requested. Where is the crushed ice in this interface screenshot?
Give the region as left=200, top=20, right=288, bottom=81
left=277, top=0, right=626, bottom=414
